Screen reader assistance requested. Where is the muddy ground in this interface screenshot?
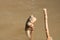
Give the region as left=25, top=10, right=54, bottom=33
left=0, top=0, right=60, bottom=40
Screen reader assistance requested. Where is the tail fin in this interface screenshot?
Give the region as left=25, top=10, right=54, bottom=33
left=26, top=30, right=32, bottom=40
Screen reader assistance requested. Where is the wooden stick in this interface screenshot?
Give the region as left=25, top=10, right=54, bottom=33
left=43, top=8, right=53, bottom=40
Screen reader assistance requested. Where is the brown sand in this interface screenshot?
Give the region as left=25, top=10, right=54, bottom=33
left=0, top=0, right=60, bottom=40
